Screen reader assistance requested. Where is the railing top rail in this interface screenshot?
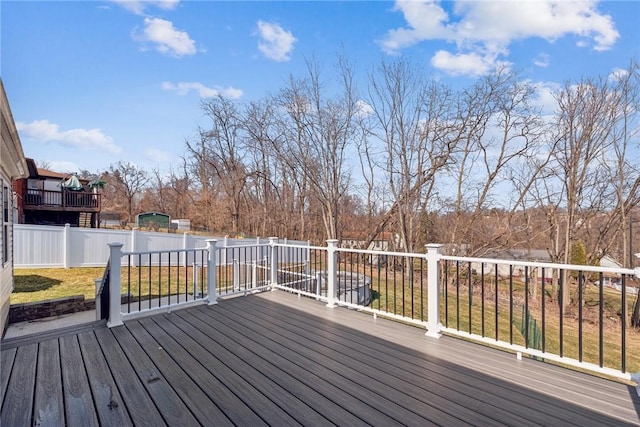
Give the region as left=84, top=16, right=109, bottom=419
left=274, top=242, right=319, bottom=250
left=217, top=243, right=271, bottom=249
left=335, top=246, right=425, bottom=258
left=121, top=247, right=208, bottom=256
left=441, top=254, right=637, bottom=276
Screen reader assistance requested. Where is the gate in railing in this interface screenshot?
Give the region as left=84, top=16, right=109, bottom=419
left=98, top=238, right=640, bottom=381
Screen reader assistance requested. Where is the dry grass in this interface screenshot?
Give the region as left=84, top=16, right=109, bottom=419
left=13, top=267, right=105, bottom=304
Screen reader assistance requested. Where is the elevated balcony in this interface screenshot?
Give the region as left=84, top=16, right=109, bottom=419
left=24, top=188, right=101, bottom=212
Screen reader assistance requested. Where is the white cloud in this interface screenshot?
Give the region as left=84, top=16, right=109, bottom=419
left=379, top=0, right=452, bottom=54
left=533, top=53, right=550, bottom=68
left=256, top=20, right=297, bottom=62
left=48, top=161, right=81, bottom=174
left=110, top=0, right=179, bottom=16
left=431, top=50, right=504, bottom=77
left=162, top=81, right=243, bottom=99
left=356, top=100, right=374, bottom=117
left=145, top=147, right=171, bottom=163
left=530, top=81, right=562, bottom=115
left=134, top=17, right=196, bottom=57
left=16, top=120, right=122, bottom=154
left=380, top=0, right=619, bottom=76
left=608, top=67, right=629, bottom=83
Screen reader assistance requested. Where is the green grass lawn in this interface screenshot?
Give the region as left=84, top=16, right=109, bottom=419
left=13, top=267, right=106, bottom=304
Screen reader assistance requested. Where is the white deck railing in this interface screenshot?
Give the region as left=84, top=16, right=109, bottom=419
left=100, top=238, right=640, bottom=382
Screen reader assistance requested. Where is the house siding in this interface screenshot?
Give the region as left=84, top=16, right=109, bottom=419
left=0, top=80, right=28, bottom=335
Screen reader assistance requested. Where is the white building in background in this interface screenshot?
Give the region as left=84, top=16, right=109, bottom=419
left=0, top=79, right=29, bottom=335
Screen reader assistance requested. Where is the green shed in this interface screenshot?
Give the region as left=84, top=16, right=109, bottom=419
left=136, top=212, right=170, bottom=229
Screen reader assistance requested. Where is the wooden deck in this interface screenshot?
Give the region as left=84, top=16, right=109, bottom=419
left=2, top=291, right=639, bottom=426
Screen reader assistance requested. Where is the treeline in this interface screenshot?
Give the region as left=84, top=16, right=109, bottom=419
left=86, top=58, right=639, bottom=268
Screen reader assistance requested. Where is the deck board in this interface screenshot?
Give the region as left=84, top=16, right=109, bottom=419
left=125, top=319, right=227, bottom=426
left=216, top=298, right=536, bottom=425
left=76, top=331, right=132, bottom=426
left=93, top=327, right=167, bottom=426
left=0, top=346, right=16, bottom=404
left=1, top=343, right=37, bottom=427
left=34, top=339, right=65, bottom=426
left=175, top=308, right=378, bottom=426
left=168, top=310, right=303, bottom=427
left=59, top=335, right=99, bottom=427
left=234, top=295, right=619, bottom=425
left=2, top=290, right=639, bottom=426
left=190, top=304, right=464, bottom=426
left=145, top=315, right=270, bottom=427
left=109, top=325, right=201, bottom=427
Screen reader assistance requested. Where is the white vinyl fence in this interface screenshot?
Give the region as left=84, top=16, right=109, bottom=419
left=14, top=224, right=304, bottom=268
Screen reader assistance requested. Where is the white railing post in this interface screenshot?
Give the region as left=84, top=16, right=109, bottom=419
left=107, top=243, right=124, bottom=327
left=206, top=239, right=218, bottom=305
left=269, top=237, right=278, bottom=290
left=425, top=244, right=442, bottom=338
left=63, top=223, right=71, bottom=268
left=326, top=239, right=339, bottom=308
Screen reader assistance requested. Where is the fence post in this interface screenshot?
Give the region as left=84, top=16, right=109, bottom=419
left=425, top=244, right=442, bottom=338
left=63, top=223, right=71, bottom=269
left=269, top=237, right=278, bottom=290
left=130, top=228, right=137, bottom=267
left=326, top=239, right=338, bottom=308
left=107, top=243, right=124, bottom=327
left=206, top=239, right=218, bottom=305
left=183, top=232, right=190, bottom=266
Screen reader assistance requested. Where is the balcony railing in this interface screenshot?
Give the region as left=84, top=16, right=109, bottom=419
left=24, top=188, right=101, bottom=210
left=99, top=238, right=640, bottom=382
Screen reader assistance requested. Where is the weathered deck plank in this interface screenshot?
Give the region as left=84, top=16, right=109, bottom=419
left=76, top=331, right=132, bottom=426
left=0, top=346, right=16, bottom=404
left=1, top=290, right=639, bottom=426
left=125, top=319, right=227, bottom=426
left=109, top=325, right=201, bottom=427
left=93, top=327, right=167, bottom=426
left=33, top=339, right=65, bottom=426
left=59, top=335, right=99, bottom=427
left=1, top=343, right=37, bottom=427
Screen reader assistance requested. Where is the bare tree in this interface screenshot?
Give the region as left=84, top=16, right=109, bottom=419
left=364, top=58, right=459, bottom=253
left=529, top=66, right=640, bottom=309
left=106, top=161, right=149, bottom=224
left=445, top=69, right=547, bottom=256
left=186, top=96, right=252, bottom=235
left=271, top=57, right=360, bottom=241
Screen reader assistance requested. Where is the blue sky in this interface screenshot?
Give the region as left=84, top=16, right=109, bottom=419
left=2, top=0, right=639, bottom=174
